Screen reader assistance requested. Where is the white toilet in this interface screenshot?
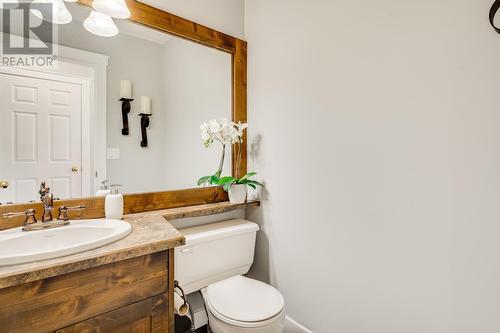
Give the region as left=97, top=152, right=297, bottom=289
left=175, top=219, right=285, bottom=333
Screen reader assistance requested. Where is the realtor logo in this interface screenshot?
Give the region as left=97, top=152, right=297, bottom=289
left=1, top=0, right=58, bottom=67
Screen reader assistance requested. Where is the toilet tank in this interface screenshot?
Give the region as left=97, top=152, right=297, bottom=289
left=175, top=219, right=259, bottom=294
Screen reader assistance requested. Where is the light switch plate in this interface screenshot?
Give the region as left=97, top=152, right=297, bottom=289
left=107, top=148, right=120, bottom=160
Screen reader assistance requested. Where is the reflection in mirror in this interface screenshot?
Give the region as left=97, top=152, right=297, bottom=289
left=0, top=3, right=232, bottom=204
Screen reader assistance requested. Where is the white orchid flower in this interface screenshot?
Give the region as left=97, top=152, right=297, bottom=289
left=200, top=118, right=247, bottom=148
left=208, top=119, right=221, bottom=133
left=236, top=122, right=248, bottom=131
left=198, top=118, right=249, bottom=186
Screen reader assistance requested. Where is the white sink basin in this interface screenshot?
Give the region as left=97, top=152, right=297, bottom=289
left=0, top=219, right=132, bottom=266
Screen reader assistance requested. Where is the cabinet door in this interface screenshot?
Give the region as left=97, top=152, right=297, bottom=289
left=0, top=251, right=168, bottom=333
left=56, top=293, right=169, bottom=333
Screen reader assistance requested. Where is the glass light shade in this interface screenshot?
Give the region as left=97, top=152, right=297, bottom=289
left=92, top=0, right=130, bottom=19
left=31, top=0, right=72, bottom=25
left=83, top=11, right=119, bottom=37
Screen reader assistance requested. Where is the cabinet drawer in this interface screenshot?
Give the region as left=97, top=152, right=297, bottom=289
left=0, top=251, right=168, bottom=333
left=56, top=293, right=168, bottom=333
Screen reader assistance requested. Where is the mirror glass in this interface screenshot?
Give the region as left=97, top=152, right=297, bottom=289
left=0, top=3, right=232, bottom=204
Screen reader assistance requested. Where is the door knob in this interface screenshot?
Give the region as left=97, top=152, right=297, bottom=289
left=0, top=180, right=9, bottom=189
left=71, top=167, right=79, bottom=172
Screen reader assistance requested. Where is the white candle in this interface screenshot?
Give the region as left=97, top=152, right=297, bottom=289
left=120, top=80, right=132, bottom=99
left=141, top=96, right=151, bottom=114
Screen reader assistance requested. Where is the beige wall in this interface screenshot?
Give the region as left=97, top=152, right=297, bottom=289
left=245, top=0, right=500, bottom=332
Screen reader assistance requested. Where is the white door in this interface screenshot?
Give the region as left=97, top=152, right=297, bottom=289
left=0, top=71, right=82, bottom=204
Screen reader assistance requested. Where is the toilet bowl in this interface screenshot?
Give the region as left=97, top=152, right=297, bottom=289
left=175, top=219, right=286, bottom=333
left=202, top=275, right=285, bottom=333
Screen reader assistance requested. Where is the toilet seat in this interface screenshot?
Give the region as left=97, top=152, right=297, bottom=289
left=203, top=275, right=285, bottom=328
left=207, top=301, right=285, bottom=329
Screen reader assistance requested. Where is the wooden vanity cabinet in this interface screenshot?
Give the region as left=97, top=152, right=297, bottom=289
left=0, top=250, right=175, bottom=333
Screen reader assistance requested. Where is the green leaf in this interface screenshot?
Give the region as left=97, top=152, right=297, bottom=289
left=247, top=183, right=256, bottom=189
left=223, top=181, right=235, bottom=192
left=218, top=176, right=236, bottom=185
left=197, top=175, right=211, bottom=186
left=246, top=180, right=264, bottom=187
left=210, top=174, right=220, bottom=185
left=240, top=172, right=257, bottom=181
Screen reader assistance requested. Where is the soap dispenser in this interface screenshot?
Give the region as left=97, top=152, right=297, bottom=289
left=105, top=184, right=123, bottom=220
left=96, top=180, right=111, bottom=197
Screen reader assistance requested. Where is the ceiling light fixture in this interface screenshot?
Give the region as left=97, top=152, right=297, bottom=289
left=31, top=0, right=72, bottom=25
left=84, top=10, right=119, bottom=37
left=92, top=0, right=131, bottom=19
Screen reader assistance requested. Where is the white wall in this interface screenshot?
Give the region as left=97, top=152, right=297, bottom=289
left=140, top=0, right=244, bottom=38
left=245, top=0, right=500, bottom=332
left=162, top=38, right=232, bottom=189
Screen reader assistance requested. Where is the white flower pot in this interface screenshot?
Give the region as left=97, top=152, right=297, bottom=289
left=228, top=184, right=247, bottom=204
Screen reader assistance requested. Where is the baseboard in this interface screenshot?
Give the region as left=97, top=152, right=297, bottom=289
left=285, top=316, right=313, bottom=333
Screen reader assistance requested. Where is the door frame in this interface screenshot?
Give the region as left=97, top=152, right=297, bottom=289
left=0, top=66, right=92, bottom=197
left=54, top=45, right=109, bottom=194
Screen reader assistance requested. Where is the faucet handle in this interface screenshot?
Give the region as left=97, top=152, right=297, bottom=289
left=57, top=205, right=86, bottom=221
left=3, top=209, right=37, bottom=225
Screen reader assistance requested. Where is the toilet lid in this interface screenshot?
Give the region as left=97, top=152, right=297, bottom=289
left=206, top=275, right=285, bottom=322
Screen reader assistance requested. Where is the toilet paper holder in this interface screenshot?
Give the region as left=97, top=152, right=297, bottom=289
left=174, top=280, right=196, bottom=332
left=174, top=281, right=187, bottom=305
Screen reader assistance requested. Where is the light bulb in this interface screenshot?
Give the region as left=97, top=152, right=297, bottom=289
left=31, top=0, right=72, bottom=25
left=83, top=10, right=119, bottom=37
left=92, top=0, right=130, bottom=19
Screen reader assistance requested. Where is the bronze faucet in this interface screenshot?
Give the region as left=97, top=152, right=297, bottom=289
left=39, top=182, right=54, bottom=223
left=2, top=183, right=87, bottom=231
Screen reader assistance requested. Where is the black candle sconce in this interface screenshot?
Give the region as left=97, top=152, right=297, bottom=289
left=139, top=113, right=152, bottom=147
left=119, top=98, right=134, bottom=135
left=491, top=0, right=500, bottom=34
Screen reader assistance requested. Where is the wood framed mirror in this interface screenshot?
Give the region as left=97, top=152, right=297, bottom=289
left=76, top=0, right=248, bottom=179
left=0, top=0, right=247, bottom=227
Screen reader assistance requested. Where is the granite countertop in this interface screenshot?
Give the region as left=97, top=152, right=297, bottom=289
left=0, top=212, right=185, bottom=289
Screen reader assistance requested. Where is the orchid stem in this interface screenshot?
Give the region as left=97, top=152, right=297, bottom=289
left=217, top=144, right=226, bottom=176
left=236, top=141, right=243, bottom=179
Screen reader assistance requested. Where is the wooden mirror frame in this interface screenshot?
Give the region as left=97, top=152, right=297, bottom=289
left=0, top=0, right=247, bottom=229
